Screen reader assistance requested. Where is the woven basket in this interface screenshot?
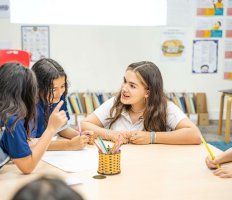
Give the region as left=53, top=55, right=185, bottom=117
left=97, top=151, right=121, bottom=175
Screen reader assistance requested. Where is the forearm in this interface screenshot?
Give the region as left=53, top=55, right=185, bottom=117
left=59, top=127, right=79, bottom=139
left=217, top=148, right=232, bottom=164
left=81, top=121, right=110, bottom=140
left=30, top=128, right=56, bottom=168
left=14, top=128, right=55, bottom=174
left=47, top=138, right=70, bottom=150
left=155, top=127, right=201, bottom=145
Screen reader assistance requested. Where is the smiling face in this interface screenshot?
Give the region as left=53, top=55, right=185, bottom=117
left=120, top=70, right=149, bottom=108
left=50, top=76, right=66, bottom=103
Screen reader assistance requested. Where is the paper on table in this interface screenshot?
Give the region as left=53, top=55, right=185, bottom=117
left=65, top=176, right=85, bottom=186
left=42, top=148, right=98, bottom=173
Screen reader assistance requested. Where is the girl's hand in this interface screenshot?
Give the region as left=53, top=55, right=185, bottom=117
left=67, top=135, right=89, bottom=150
left=129, top=131, right=150, bottom=145
left=82, top=130, right=96, bottom=145
left=205, top=155, right=220, bottom=169
left=47, top=101, right=68, bottom=133
left=213, top=166, right=232, bottom=178
left=108, top=131, right=129, bottom=144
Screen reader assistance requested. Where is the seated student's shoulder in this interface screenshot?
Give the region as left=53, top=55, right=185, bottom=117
left=2, top=115, right=27, bottom=138
left=4, top=115, right=25, bottom=128
left=167, top=100, right=179, bottom=110
left=166, top=101, right=187, bottom=117
left=93, top=96, right=116, bottom=122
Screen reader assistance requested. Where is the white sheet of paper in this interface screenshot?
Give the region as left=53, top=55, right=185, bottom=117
left=42, top=148, right=98, bottom=173
left=65, top=177, right=85, bottom=186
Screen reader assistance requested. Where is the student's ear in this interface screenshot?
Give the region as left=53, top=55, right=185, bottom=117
left=145, top=90, right=150, bottom=98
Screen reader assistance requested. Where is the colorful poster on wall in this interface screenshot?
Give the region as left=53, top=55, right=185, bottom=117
left=224, top=40, right=232, bottom=79
left=21, top=26, right=50, bottom=62
left=225, top=19, right=232, bottom=37
left=192, top=40, right=218, bottom=73
left=160, top=28, right=186, bottom=61
left=197, top=0, right=224, bottom=16
left=196, top=18, right=223, bottom=37
left=224, top=61, right=232, bottom=79
left=227, top=0, right=232, bottom=15
left=224, top=40, right=232, bottom=58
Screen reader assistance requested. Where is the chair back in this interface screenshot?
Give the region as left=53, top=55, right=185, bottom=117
left=0, top=49, right=31, bottom=67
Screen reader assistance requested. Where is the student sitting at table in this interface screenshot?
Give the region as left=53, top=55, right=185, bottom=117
left=82, top=61, right=201, bottom=145
left=0, top=63, right=67, bottom=173
left=31, top=58, right=95, bottom=150
left=205, top=147, right=232, bottom=178
left=11, top=175, right=84, bottom=200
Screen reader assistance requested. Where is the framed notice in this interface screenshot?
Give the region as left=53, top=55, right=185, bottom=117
left=192, top=40, right=218, bottom=74
left=21, top=26, right=50, bottom=61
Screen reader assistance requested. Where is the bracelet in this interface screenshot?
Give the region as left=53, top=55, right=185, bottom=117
left=150, top=131, right=156, bottom=144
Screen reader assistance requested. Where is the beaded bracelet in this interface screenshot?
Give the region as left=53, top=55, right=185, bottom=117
left=150, top=131, right=156, bottom=144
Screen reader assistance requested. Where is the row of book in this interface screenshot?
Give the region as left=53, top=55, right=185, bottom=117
left=66, top=92, right=115, bottom=115
left=67, top=91, right=207, bottom=126
left=67, top=92, right=199, bottom=115
left=166, top=92, right=197, bottom=114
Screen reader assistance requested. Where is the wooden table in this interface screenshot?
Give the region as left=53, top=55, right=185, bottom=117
left=1, top=144, right=232, bottom=200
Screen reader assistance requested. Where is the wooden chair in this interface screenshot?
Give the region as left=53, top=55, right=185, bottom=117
left=218, top=89, right=232, bottom=143
left=0, top=49, right=31, bottom=67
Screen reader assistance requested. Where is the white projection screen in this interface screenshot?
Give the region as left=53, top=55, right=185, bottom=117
left=10, top=0, right=167, bottom=26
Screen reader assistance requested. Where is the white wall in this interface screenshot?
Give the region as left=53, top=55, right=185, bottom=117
left=0, top=18, right=231, bottom=119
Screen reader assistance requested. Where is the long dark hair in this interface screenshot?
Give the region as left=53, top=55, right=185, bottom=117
left=109, top=61, right=167, bottom=131
left=31, top=58, right=68, bottom=127
left=0, top=63, right=37, bottom=136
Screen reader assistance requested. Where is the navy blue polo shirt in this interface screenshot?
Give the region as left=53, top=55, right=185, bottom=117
left=32, top=95, right=70, bottom=138
left=0, top=116, right=32, bottom=159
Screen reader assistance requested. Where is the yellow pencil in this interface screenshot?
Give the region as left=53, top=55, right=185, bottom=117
left=111, top=141, right=117, bottom=153
left=201, top=136, right=220, bottom=169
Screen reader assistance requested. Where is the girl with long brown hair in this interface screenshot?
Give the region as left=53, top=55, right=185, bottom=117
left=82, top=61, right=201, bottom=145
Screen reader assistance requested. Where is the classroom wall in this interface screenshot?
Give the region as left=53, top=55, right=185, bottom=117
left=0, top=18, right=231, bottom=120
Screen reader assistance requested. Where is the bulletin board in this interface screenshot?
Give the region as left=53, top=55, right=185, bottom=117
left=168, top=0, right=232, bottom=80
left=21, top=26, right=50, bottom=61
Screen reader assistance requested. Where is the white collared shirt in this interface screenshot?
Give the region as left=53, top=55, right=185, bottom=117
left=94, top=97, right=186, bottom=132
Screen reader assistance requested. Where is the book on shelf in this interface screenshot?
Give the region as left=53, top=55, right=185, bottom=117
left=66, top=92, right=115, bottom=116
left=78, top=93, right=87, bottom=114
left=174, top=93, right=187, bottom=113
left=92, top=93, right=101, bottom=109
left=74, top=92, right=84, bottom=114
left=172, top=93, right=179, bottom=107
left=66, top=96, right=74, bottom=114
left=84, top=93, right=94, bottom=114
left=67, top=96, right=75, bottom=114
left=69, top=95, right=80, bottom=114
left=165, top=92, right=207, bottom=125
left=187, top=93, right=196, bottom=114
left=166, top=92, right=196, bottom=114
left=184, top=93, right=191, bottom=114
left=96, top=92, right=104, bottom=104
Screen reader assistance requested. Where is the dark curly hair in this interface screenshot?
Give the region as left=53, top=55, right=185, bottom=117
left=31, top=58, right=68, bottom=128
